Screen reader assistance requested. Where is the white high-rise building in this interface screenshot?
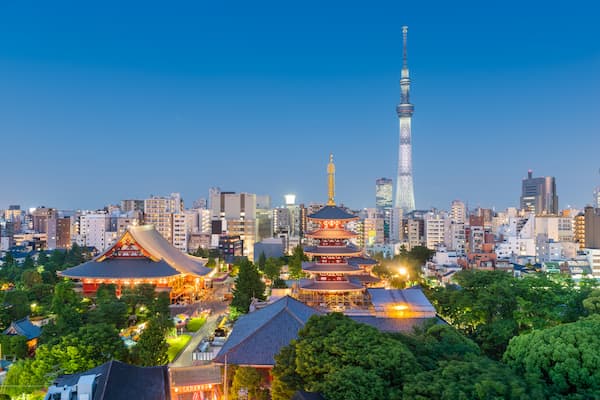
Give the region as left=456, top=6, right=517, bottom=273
left=77, top=212, right=111, bottom=251
left=172, top=213, right=188, bottom=252
left=447, top=222, right=466, bottom=255
left=388, top=207, right=404, bottom=243
left=144, top=193, right=184, bottom=245
left=425, top=211, right=447, bottom=250
left=450, top=200, right=467, bottom=225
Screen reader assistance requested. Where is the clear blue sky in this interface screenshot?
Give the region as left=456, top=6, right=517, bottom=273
left=1, top=1, right=599, bottom=211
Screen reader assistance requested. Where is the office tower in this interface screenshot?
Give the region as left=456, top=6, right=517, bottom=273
left=394, top=26, right=416, bottom=212
left=210, top=191, right=257, bottom=258
left=120, top=199, right=144, bottom=213
left=520, top=170, right=558, bottom=215
left=375, top=178, right=393, bottom=210
left=450, top=200, right=467, bottom=224
left=144, top=193, right=184, bottom=244
left=584, top=206, right=600, bottom=249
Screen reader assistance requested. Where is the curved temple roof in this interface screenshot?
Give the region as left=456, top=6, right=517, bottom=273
left=300, top=280, right=364, bottom=292
left=304, top=229, right=358, bottom=239
left=302, top=261, right=362, bottom=274
left=304, top=245, right=362, bottom=255
left=59, top=258, right=181, bottom=280
left=307, top=205, right=358, bottom=221
left=59, top=225, right=210, bottom=280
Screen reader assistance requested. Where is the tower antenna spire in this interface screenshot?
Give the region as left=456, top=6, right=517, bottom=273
left=327, top=153, right=336, bottom=206
left=402, top=25, right=408, bottom=71
left=395, top=25, right=416, bottom=212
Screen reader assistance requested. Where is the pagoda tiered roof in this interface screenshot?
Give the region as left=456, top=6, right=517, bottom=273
left=302, top=261, right=362, bottom=274
left=304, top=229, right=357, bottom=239
left=347, top=257, right=379, bottom=267
left=304, top=245, right=363, bottom=257
left=307, top=205, right=358, bottom=221
left=299, top=280, right=364, bottom=292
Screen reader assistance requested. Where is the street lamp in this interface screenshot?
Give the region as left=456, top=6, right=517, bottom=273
left=398, top=266, right=410, bottom=287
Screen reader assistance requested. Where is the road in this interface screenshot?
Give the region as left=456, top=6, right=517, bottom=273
left=169, top=281, right=231, bottom=367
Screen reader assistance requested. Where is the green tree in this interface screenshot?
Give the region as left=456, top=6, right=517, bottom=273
left=319, top=366, right=387, bottom=400
left=231, top=260, right=265, bottom=313
left=22, top=269, right=43, bottom=289
left=230, top=367, right=267, bottom=400
left=4, top=323, right=126, bottom=397
left=257, top=252, right=267, bottom=272
left=0, top=335, right=28, bottom=359
left=273, top=313, right=418, bottom=400
left=0, top=290, right=30, bottom=327
left=2, top=359, right=47, bottom=397
left=428, top=270, right=582, bottom=359
left=132, top=317, right=169, bottom=366
left=21, top=255, right=35, bottom=270
left=121, top=283, right=156, bottom=315
left=65, top=242, right=85, bottom=266
left=263, top=257, right=283, bottom=282
left=193, top=246, right=209, bottom=257
left=272, top=345, right=302, bottom=400
left=403, top=355, right=539, bottom=400
left=503, top=316, right=600, bottom=398
left=288, top=245, right=307, bottom=280
left=393, top=322, right=481, bottom=371
left=41, top=281, right=83, bottom=344
left=583, top=289, right=600, bottom=314
left=272, top=278, right=288, bottom=289
left=89, top=284, right=128, bottom=328
left=149, top=292, right=173, bottom=331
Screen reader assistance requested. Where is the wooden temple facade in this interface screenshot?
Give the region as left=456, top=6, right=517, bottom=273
left=59, top=225, right=212, bottom=303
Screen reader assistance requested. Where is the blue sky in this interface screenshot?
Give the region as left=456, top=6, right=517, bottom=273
left=1, top=1, right=599, bottom=211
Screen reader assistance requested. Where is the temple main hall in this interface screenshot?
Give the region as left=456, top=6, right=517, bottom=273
left=59, top=225, right=211, bottom=303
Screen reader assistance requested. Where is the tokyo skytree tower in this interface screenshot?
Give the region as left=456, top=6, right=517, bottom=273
left=394, top=26, right=416, bottom=212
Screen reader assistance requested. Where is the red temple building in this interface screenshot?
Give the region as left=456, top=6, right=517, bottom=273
left=59, top=225, right=211, bottom=302
left=297, top=154, right=380, bottom=310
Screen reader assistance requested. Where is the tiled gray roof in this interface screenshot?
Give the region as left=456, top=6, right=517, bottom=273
left=347, top=257, right=378, bottom=266
left=302, top=262, right=361, bottom=273
left=3, top=316, right=41, bottom=340
left=303, top=246, right=362, bottom=255
left=50, top=360, right=170, bottom=400
left=349, top=274, right=381, bottom=284
left=368, top=287, right=437, bottom=313
left=307, top=206, right=357, bottom=221
left=213, top=296, right=321, bottom=366
left=58, top=258, right=181, bottom=279
left=300, top=280, right=364, bottom=291
left=126, top=225, right=210, bottom=276
left=170, top=365, right=222, bottom=386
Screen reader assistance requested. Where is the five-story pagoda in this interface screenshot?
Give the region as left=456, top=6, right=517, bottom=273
left=297, top=154, right=379, bottom=310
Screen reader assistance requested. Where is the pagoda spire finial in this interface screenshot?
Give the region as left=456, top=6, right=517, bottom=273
left=327, top=153, right=336, bottom=206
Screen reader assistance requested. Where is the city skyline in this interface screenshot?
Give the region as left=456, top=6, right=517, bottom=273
left=1, top=2, right=600, bottom=210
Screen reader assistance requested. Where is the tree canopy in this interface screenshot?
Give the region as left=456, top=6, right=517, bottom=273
left=427, top=270, right=594, bottom=359
left=503, top=316, right=600, bottom=398
left=272, top=313, right=418, bottom=400
left=231, top=259, right=266, bottom=313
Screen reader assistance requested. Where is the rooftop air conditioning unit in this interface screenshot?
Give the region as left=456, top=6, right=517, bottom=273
left=76, top=374, right=97, bottom=400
